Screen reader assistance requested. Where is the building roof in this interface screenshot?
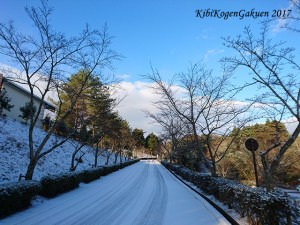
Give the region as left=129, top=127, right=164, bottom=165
left=0, top=74, right=56, bottom=110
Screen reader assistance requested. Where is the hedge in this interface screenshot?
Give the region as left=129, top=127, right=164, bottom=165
left=76, top=167, right=104, bottom=184
left=0, top=181, right=41, bottom=218
left=40, top=159, right=140, bottom=197
left=39, top=172, right=79, bottom=198
left=161, top=161, right=298, bottom=225
left=0, top=159, right=140, bottom=218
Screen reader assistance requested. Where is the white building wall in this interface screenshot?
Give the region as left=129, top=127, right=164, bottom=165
left=2, top=82, right=45, bottom=128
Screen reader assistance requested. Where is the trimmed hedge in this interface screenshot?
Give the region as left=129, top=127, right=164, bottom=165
left=76, top=167, right=104, bottom=184
left=40, top=159, right=141, bottom=196
left=0, top=181, right=41, bottom=218
left=161, top=161, right=298, bottom=225
left=102, top=164, right=119, bottom=175
left=40, top=172, right=79, bottom=198
left=0, top=159, right=140, bottom=218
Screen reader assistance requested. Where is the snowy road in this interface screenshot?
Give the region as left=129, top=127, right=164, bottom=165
left=0, top=160, right=230, bottom=225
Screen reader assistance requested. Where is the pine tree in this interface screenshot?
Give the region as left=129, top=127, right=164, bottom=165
left=19, top=101, right=36, bottom=124
left=145, top=133, right=159, bottom=156
left=0, top=88, right=14, bottom=116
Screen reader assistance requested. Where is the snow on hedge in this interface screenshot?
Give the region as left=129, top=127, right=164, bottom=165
left=162, top=161, right=299, bottom=225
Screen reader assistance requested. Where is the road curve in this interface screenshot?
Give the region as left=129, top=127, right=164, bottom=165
left=0, top=160, right=230, bottom=225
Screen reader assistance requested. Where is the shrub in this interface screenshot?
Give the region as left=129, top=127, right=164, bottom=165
left=161, top=161, right=298, bottom=225
left=0, top=88, right=14, bottom=117
left=0, top=159, right=141, bottom=218
left=102, top=164, right=119, bottom=175
left=76, top=159, right=140, bottom=183
left=41, top=116, right=53, bottom=131
left=0, top=181, right=41, bottom=218
left=76, top=167, right=104, bottom=183
left=40, top=173, right=79, bottom=198
left=19, top=101, right=37, bottom=124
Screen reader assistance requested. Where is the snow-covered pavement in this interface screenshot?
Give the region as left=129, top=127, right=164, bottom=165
left=0, top=160, right=230, bottom=225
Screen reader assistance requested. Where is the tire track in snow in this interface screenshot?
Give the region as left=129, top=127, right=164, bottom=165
left=131, top=164, right=168, bottom=225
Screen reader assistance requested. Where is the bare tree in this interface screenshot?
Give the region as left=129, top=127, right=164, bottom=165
left=146, top=64, right=254, bottom=175
left=199, top=70, right=256, bottom=176
left=145, top=102, right=186, bottom=164
left=144, top=64, right=213, bottom=172
left=202, top=100, right=254, bottom=176
left=222, top=23, right=300, bottom=190
left=0, top=1, right=120, bottom=179
left=69, top=139, right=87, bottom=172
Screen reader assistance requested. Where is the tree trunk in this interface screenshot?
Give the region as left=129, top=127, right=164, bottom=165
left=192, top=123, right=210, bottom=172
left=261, top=153, right=275, bottom=191
left=25, top=158, right=37, bottom=180
left=119, top=150, right=123, bottom=162
left=211, top=158, right=217, bottom=177
left=263, top=169, right=275, bottom=192
left=106, top=151, right=111, bottom=165
left=70, top=153, right=76, bottom=171
left=114, top=152, right=118, bottom=164
left=94, top=142, right=100, bottom=167
left=70, top=144, right=85, bottom=171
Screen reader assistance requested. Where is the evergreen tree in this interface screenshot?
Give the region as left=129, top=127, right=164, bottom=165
left=226, top=120, right=291, bottom=186
left=58, top=70, right=118, bottom=168
left=145, top=133, right=159, bottom=156
left=0, top=88, right=14, bottom=116
left=19, top=101, right=37, bottom=124
left=59, top=70, right=115, bottom=137
left=132, top=129, right=145, bottom=148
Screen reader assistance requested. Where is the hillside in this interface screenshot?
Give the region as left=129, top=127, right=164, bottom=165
left=0, top=117, right=123, bottom=184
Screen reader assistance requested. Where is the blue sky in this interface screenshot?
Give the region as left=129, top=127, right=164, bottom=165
left=1, top=0, right=296, bottom=81
left=0, top=0, right=298, bottom=134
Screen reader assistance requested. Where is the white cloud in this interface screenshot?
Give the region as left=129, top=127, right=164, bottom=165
left=272, top=0, right=299, bottom=33
left=114, top=81, right=162, bottom=135
left=282, top=116, right=299, bottom=134
left=196, top=28, right=214, bottom=40
left=114, top=81, right=300, bottom=138
left=204, top=49, right=225, bottom=62
left=115, top=73, right=130, bottom=80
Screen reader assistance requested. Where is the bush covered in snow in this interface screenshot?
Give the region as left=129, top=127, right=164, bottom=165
left=76, top=167, right=104, bottom=184
left=0, top=159, right=140, bottom=218
left=39, top=172, right=79, bottom=198
left=102, top=164, right=120, bottom=175
left=76, top=159, right=140, bottom=184
left=0, top=180, right=41, bottom=218
left=162, top=161, right=298, bottom=225
left=119, top=160, right=140, bottom=168
left=39, top=160, right=140, bottom=197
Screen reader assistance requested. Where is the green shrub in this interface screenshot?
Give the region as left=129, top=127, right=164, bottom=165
left=161, top=161, right=298, bottom=225
left=0, top=88, right=14, bottom=117
left=19, top=101, right=37, bottom=124
left=40, top=173, right=79, bottom=198
left=77, top=167, right=104, bottom=183
left=0, top=159, right=140, bottom=218
left=0, top=181, right=41, bottom=218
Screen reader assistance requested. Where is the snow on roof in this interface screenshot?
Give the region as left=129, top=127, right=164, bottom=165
left=3, top=77, right=56, bottom=110
left=0, top=64, right=58, bottom=109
